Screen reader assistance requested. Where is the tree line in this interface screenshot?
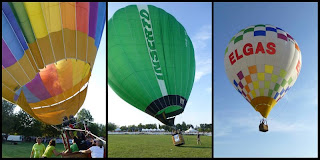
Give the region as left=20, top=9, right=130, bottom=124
left=108, top=121, right=212, bottom=132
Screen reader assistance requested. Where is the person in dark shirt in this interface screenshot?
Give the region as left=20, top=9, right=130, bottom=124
left=197, top=133, right=201, bottom=145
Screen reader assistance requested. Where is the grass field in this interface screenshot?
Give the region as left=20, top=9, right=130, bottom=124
left=2, top=142, right=66, bottom=158
left=108, top=134, right=212, bottom=158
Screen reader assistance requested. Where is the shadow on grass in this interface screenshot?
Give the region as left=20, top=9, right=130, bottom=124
left=178, top=145, right=211, bottom=149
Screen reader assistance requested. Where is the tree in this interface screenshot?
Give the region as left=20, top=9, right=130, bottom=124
left=108, top=122, right=117, bottom=131
left=2, top=100, right=16, bottom=134
left=181, top=122, right=187, bottom=131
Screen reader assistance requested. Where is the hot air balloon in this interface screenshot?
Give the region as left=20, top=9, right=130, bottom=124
left=2, top=2, right=106, bottom=125
left=224, top=24, right=301, bottom=132
left=108, top=5, right=195, bottom=126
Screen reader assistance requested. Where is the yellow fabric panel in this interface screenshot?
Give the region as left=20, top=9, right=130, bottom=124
left=18, top=53, right=37, bottom=82
left=24, top=2, right=48, bottom=39
left=87, top=37, right=97, bottom=67
left=37, top=36, right=55, bottom=66
left=56, top=59, right=73, bottom=91
left=4, top=61, right=30, bottom=87
left=33, top=86, right=88, bottom=125
left=259, top=88, right=264, bottom=96
left=251, top=90, right=256, bottom=98
left=2, top=68, right=20, bottom=93
left=72, top=59, right=90, bottom=86
left=29, top=42, right=44, bottom=69
left=50, top=31, right=65, bottom=61
left=63, top=29, right=76, bottom=58
left=16, top=90, right=43, bottom=122
left=265, top=65, right=273, bottom=74
left=257, top=73, right=264, bottom=81
left=60, top=2, right=76, bottom=30
left=29, top=70, right=90, bottom=108
left=253, top=81, right=259, bottom=89
left=2, top=84, right=16, bottom=103
left=41, top=2, right=62, bottom=33
left=77, top=31, right=88, bottom=62
left=250, top=96, right=277, bottom=118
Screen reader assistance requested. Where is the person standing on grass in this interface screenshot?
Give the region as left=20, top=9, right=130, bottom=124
left=42, top=139, right=63, bottom=158
left=197, top=133, right=201, bottom=145
left=30, top=137, right=45, bottom=158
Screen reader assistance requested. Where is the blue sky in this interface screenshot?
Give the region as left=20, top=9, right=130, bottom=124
left=214, top=2, right=317, bottom=158
left=108, top=2, right=212, bottom=127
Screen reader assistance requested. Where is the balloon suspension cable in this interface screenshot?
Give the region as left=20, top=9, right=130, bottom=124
left=51, top=119, right=106, bottom=144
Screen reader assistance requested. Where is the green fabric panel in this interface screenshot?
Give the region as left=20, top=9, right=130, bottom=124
left=229, top=36, right=235, bottom=44
left=274, top=83, right=280, bottom=92
left=108, top=5, right=195, bottom=116
left=271, top=74, right=278, bottom=83
left=225, top=47, right=228, bottom=55
left=279, top=69, right=287, bottom=78
left=268, top=89, right=273, bottom=97
left=281, top=79, right=287, bottom=87
left=255, top=24, right=265, bottom=27
left=288, top=77, right=293, bottom=85
left=9, top=2, right=36, bottom=43
left=234, top=35, right=243, bottom=44
left=244, top=28, right=254, bottom=34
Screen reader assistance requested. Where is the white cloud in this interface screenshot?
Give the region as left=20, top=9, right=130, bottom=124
left=191, top=25, right=212, bottom=83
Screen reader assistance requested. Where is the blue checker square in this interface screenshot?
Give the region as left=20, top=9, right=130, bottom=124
left=254, top=30, right=266, bottom=36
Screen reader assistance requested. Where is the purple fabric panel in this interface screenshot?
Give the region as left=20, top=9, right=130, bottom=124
left=88, top=2, right=98, bottom=38
left=2, top=39, right=17, bottom=68
left=237, top=71, right=244, bottom=80
left=239, top=81, right=244, bottom=89
left=25, top=74, right=52, bottom=101
left=277, top=33, right=287, bottom=41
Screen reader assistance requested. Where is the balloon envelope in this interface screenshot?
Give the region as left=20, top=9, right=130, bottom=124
left=108, top=5, right=195, bottom=126
left=224, top=24, right=301, bottom=118
left=2, top=2, right=106, bottom=125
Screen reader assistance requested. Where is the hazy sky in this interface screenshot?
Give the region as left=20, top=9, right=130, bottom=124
left=81, top=23, right=106, bottom=125
left=108, top=2, right=212, bottom=127
left=214, top=2, right=317, bottom=158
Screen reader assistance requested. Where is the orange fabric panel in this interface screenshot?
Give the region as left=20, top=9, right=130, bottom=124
left=56, top=59, right=73, bottom=92
left=29, top=70, right=90, bottom=108
left=39, top=63, right=63, bottom=97
left=60, top=2, right=76, bottom=30
left=76, top=2, right=89, bottom=34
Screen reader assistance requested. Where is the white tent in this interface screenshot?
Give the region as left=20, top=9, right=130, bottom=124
left=115, top=128, right=121, bottom=132
left=185, top=127, right=198, bottom=133
left=160, top=129, right=165, bottom=132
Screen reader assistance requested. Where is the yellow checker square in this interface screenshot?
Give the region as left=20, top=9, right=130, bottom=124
left=259, top=88, right=264, bottom=96
left=265, top=65, right=273, bottom=74
left=253, top=81, right=259, bottom=89
left=257, top=73, right=265, bottom=81
left=264, top=81, right=270, bottom=89
left=251, top=90, right=256, bottom=98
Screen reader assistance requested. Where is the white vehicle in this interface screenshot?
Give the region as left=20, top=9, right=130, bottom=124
left=7, top=135, right=23, bottom=144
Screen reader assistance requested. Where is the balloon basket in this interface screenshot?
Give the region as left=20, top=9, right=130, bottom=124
left=259, top=124, right=268, bottom=132
left=172, top=133, right=185, bottom=146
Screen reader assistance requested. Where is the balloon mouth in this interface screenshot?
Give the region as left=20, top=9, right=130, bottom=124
left=250, top=96, right=277, bottom=118
left=145, top=95, right=187, bottom=126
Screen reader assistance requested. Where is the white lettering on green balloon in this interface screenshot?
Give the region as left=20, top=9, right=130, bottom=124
left=138, top=5, right=168, bottom=96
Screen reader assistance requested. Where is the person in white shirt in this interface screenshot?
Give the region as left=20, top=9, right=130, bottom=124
left=80, top=139, right=105, bottom=158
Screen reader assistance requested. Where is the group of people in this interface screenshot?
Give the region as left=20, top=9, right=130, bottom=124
left=30, top=131, right=105, bottom=158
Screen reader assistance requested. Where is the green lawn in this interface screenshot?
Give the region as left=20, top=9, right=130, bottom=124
left=2, top=142, right=66, bottom=158
left=108, top=134, right=212, bottom=158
